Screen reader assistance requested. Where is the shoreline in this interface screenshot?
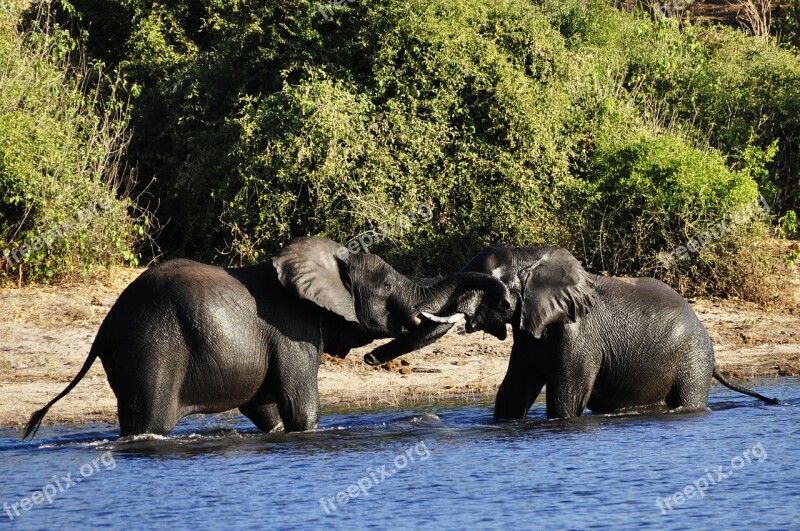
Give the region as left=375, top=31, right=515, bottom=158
left=1, top=270, right=798, bottom=430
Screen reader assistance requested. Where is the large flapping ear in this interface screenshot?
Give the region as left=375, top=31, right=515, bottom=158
left=518, top=248, right=597, bottom=339
left=271, top=237, right=359, bottom=323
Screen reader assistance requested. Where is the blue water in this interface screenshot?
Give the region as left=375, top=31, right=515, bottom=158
left=1, top=378, right=798, bottom=530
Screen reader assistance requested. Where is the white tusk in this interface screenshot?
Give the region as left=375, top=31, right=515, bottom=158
left=411, top=315, right=422, bottom=326
left=419, top=311, right=465, bottom=324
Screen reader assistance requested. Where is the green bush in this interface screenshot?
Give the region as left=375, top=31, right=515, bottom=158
left=0, top=5, right=148, bottom=283
left=19, top=0, right=798, bottom=301
left=775, top=0, right=800, bottom=50
left=623, top=21, right=800, bottom=215
left=541, top=2, right=800, bottom=215
left=218, top=1, right=579, bottom=272
left=570, top=105, right=769, bottom=291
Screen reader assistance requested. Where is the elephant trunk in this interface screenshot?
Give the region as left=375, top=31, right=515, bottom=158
left=365, top=272, right=510, bottom=366
left=365, top=322, right=454, bottom=366
left=412, top=272, right=510, bottom=318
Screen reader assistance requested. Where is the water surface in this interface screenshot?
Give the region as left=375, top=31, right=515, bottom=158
left=2, top=378, right=798, bottom=529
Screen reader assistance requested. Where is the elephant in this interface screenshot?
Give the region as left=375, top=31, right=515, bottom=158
left=365, top=245, right=779, bottom=420
left=24, top=237, right=510, bottom=438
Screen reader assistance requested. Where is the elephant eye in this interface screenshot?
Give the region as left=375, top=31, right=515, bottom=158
left=383, top=282, right=393, bottom=294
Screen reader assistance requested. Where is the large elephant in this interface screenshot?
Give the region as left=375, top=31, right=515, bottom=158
left=366, top=245, right=778, bottom=419
left=24, top=237, right=510, bottom=438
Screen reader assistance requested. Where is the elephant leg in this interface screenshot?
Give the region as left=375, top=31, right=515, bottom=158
left=545, top=380, right=593, bottom=419
left=667, top=350, right=713, bottom=411
left=272, top=345, right=321, bottom=433
left=545, top=348, right=600, bottom=420
left=104, top=348, right=184, bottom=437
left=240, top=400, right=284, bottom=433
left=667, top=385, right=710, bottom=412
left=494, top=340, right=546, bottom=420
left=117, top=391, right=180, bottom=437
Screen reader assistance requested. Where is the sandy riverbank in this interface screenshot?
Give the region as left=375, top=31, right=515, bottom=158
left=1, top=268, right=799, bottom=429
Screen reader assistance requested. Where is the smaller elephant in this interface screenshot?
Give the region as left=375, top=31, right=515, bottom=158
left=24, top=237, right=510, bottom=438
left=366, top=246, right=778, bottom=419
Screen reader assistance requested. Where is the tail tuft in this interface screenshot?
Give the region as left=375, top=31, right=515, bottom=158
left=23, top=407, right=49, bottom=440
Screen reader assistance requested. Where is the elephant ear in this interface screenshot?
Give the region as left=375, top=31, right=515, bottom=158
left=271, top=237, right=359, bottom=323
left=518, top=248, right=597, bottom=339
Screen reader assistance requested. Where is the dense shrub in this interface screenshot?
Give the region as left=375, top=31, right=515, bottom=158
left=571, top=105, right=771, bottom=292
left=775, top=0, right=800, bottom=50
left=16, top=0, right=798, bottom=300
left=0, top=5, right=148, bottom=283
left=637, top=27, right=798, bottom=212
left=220, top=1, right=579, bottom=271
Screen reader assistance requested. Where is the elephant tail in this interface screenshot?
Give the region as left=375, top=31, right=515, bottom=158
left=712, top=367, right=780, bottom=405
left=22, top=341, right=102, bottom=440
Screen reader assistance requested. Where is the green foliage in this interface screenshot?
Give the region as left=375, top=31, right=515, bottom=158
left=779, top=210, right=798, bottom=237
left=775, top=0, right=800, bottom=50
left=0, top=6, right=147, bottom=283
left=620, top=22, right=800, bottom=214
left=20, top=0, right=800, bottom=299
left=785, top=249, right=800, bottom=267
left=566, top=104, right=779, bottom=299
left=218, top=1, right=580, bottom=271
left=575, top=107, right=760, bottom=273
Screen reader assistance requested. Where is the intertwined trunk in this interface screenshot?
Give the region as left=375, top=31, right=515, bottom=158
left=366, top=272, right=509, bottom=365
left=411, top=272, right=508, bottom=316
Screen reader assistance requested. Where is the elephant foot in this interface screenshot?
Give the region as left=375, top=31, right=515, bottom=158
left=240, top=402, right=285, bottom=433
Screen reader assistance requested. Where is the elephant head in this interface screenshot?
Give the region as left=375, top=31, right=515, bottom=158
left=364, top=246, right=597, bottom=365
left=272, top=237, right=512, bottom=356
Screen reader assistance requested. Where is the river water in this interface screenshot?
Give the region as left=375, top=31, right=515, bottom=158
left=1, top=377, right=798, bottom=529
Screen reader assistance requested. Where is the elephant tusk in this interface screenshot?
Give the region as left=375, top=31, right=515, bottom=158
left=410, top=315, right=422, bottom=326
left=419, top=311, right=465, bottom=324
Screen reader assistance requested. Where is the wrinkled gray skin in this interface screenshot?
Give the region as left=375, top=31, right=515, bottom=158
left=367, top=246, right=779, bottom=419
left=24, top=237, right=510, bottom=438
